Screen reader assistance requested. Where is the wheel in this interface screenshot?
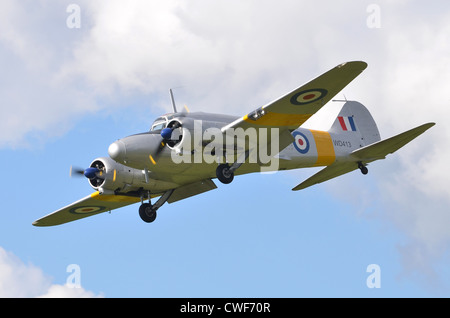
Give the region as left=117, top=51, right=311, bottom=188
left=139, top=204, right=157, bottom=223
left=360, top=166, right=368, bottom=175
left=216, top=164, right=234, bottom=184
left=139, top=203, right=157, bottom=223
left=358, top=162, right=368, bottom=175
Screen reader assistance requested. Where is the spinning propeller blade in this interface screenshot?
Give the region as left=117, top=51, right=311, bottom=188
left=70, top=166, right=85, bottom=177
left=69, top=166, right=102, bottom=179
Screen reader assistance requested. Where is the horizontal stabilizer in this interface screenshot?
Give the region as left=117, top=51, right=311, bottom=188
left=292, top=122, right=435, bottom=191
left=351, top=122, right=435, bottom=162
left=292, top=162, right=358, bottom=191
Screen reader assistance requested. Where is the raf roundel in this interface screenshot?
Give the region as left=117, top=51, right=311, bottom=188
left=292, top=131, right=310, bottom=154
left=69, top=206, right=106, bottom=215
left=290, top=88, right=328, bottom=105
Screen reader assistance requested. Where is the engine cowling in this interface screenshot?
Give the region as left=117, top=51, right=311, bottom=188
left=164, top=119, right=185, bottom=148
left=164, top=117, right=202, bottom=153
left=87, top=157, right=147, bottom=193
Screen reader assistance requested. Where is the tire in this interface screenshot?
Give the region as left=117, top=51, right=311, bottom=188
left=216, top=164, right=234, bottom=184
left=360, top=166, right=368, bottom=175
left=139, top=203, right=157, bottom=223
left=358, top=162, right=369, bottom=175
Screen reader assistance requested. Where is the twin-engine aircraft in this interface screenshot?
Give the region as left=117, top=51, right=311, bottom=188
left=33, top=61, right=435, bottom=226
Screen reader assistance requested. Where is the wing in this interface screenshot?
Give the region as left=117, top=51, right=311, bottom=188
left=34, top=179, right=218, bottom=226
left=292, top=122, right=435, bottom=191
left=221, top=61, right=368, bottom=151
left=33, top=191, right=141, bottom=227
left=168, top=179, right=217, bottom=203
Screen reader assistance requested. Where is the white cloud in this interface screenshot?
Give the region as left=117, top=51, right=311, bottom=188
left=0, top=247, right=102, bottom=298
left=368, top=5, right=450, bottom=287
left=38, top=284, right=102, bottom=298
left=59, top=1, right=376, bottom=113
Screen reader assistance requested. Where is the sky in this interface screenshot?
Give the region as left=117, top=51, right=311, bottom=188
left=1, top=0, right=450, bottom=298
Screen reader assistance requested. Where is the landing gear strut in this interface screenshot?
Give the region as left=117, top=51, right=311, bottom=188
left=138, top=189, right=174, bottom=223
left=358, top=161, right=368, bottom=175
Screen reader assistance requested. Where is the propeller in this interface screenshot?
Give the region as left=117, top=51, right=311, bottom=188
left=148, top=89, right=187, bottom=164
left=149, top=121, right=183, bottom=164
left=148, top=129, right=172, bottom=164
left=69, top=166, right=85, bottom=177
left=70, top=164, right=106, bottom=188
left=69, top=166, right=102, bottom=179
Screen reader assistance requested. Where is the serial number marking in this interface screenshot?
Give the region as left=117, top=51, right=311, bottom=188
left=333, top=139, right=352, bottom=148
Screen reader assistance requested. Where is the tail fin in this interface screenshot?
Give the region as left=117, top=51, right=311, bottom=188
left=329, top=101, right=381, bottom=146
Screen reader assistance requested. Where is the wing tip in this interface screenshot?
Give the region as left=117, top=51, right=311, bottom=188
left=291, top=184, right=306, bottom=191
left=337, top=61, right=368, bottom=70
left=411, top=122, right=436, bottom=135
left=32, top=219, right=53, bottom=227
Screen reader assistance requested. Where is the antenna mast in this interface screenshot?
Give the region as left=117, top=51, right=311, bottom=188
left=169, top=89, right=177, bottom=113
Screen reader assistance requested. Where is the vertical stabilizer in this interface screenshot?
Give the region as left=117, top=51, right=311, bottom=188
left=329, top=101, right=381, bottom=146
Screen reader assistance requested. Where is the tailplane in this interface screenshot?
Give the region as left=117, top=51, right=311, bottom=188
left=293, top=122, right=435, bottom=190
left=292, top=101, right=435, bottom=191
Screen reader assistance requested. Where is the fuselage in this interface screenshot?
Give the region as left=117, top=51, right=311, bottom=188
left=107, top=111, right=364, bottom=192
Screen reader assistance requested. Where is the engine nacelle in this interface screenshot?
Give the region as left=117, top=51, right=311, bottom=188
left=165, top=118, right=187, bottom=148
left=87, top=157, right=148, bottom=193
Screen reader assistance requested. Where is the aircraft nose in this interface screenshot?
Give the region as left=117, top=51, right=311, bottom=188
left=108, top=140, right=126, bottom=162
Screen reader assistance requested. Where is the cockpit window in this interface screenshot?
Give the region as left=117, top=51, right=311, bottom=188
left=151, top=122, right=166, bottom=131
left=150, top=117, right=167, bottom=132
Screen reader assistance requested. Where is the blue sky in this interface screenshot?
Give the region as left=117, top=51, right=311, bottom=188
left=1, top=0, right=450, bottom=297
left=1, top=128, right=435, bottom=297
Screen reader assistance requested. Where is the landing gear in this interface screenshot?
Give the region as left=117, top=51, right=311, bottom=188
left=138, top=189, right=174, bottom=223
left=139, top=203, right=157, bottom=223
left=358, top=162, right=368, bottom=175
left=216, top=150, right=250, bottom=184
left=216, top=163, right=234, bottom=184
